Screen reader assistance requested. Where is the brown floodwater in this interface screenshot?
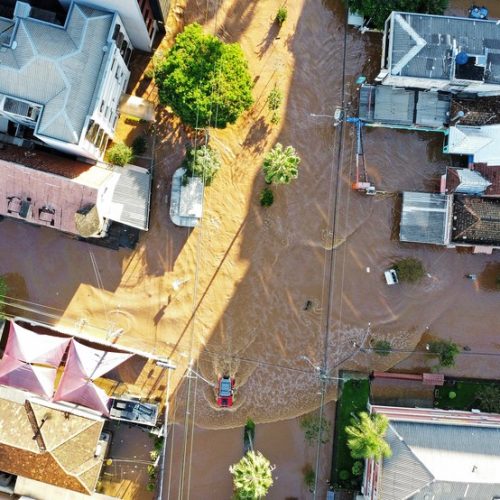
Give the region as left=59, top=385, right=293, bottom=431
left=1, top=0, right=500, bottom=497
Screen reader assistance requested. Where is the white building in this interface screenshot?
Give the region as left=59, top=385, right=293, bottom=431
left=58, top=0, right=170, bottom=52
left=377, top=12, right=500, bottom=94
left=0, top=1, right=132, bottom=161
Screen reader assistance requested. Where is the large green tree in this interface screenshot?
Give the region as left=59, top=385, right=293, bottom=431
left=346, top=0, right=448, bottom=30
left=345, top=412, right=392, bottom=460
left=262, top=143, right=300, bottom=185
left=229, top=451, right=274, bottom=499
left=156, top=23, right=253, bottom=128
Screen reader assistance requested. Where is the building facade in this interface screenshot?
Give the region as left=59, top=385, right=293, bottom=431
left=0, top=1, right=132, bottom=161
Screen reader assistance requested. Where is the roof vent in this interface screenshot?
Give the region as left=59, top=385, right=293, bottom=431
left=14, top=1, right=31, bottom=19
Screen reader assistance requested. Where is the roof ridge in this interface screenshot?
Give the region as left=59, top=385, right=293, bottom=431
left=391, top=13, right=427, bottom=75
left=46, top=417, right=100, bottom=453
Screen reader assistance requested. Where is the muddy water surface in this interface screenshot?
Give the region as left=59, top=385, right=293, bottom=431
left=0, top=0, right=498, bottom=431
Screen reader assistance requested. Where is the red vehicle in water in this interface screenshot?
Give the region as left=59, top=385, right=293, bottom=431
left=217, top=375, right=235, bottom=407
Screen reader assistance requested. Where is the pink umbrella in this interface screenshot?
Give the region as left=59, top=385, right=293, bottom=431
left=6, top=322, right=70, bottom=366
left=0, top=353, right=56, bottom=398
left=53, top=340, right=132, bottom=415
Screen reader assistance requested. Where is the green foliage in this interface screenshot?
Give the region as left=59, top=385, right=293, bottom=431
left=132, top=135, right=147, bottom=156
left=150, top=449, right=159, bottom=461
left=339, top=470, right=350, bottom=481
left=475, top=385, right=500, bottom=413
left=146, top=482, right=155, bottom=492
left=184, top=145, right=221, bottom=185
left=144, top=66, right=155, bottom=80
left=373, top=339, right=392, bottom=356
left=448, top=391, right=456, bottom=399
left=270, top=112, right=280, bottom=125
left=345, top=412, right=392, bottom=460
left=303, top=465, right=315, bottom=491
left=262, top=143, right=300, bottom=185
left=345, top=0, right=448, bottom=30
left=300, top=413, right=331, bottom=445
left=156, top=23, right=253, bottom=128
left=0, top=275, right=7, bottom=317
left=275, top=7, right=288, bottom=25
left=260, top=188, right=274, bottom=207
left=352, top=461, right=364, bottom=477
left=107, top=143, right=134, bottom=166
left=245, top=418, right=256, bottom=431
left=267, top=87, right=283, bottom=112
left=428, top=340, right=460, bottom=368
left=229, top=451, right=274, bottom=500
left=153, top=436, right=164, bottom=452
left=393, top=257, right=425, bottom=283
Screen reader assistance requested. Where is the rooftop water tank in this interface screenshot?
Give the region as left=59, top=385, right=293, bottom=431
left=456, top=51, right=469, bottom=65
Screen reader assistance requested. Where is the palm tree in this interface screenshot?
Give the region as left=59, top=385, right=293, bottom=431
left=262, top=143, right=300, bottom=185
left=229, top=450, right=274, bottom=499
left=345, top=412, right=392, bottom=460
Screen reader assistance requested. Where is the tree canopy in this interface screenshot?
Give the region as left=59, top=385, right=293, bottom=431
left=229, top=451, right=274, bottom=499
left=262, top=143, right=300, bottom=185
left=428, top=339, right=460, bottom=368
left=393, top=257, right=425, bottom=283
left=346, top=0, right=448, bottom=30
left=184, top=145, right=221, bottom=185
left=345, top=412, right=392, bottom=460
left=156, top=23, right=253, bottom=128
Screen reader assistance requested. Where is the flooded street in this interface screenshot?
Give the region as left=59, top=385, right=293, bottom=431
left=1, top=0, right=500, bottom=496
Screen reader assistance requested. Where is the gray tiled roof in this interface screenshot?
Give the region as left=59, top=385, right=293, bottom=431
left=389, top=12, right=500, bottom=83
left=400, top=192, right=451, bottom=245
left=0, top=3, right=112, bottom=144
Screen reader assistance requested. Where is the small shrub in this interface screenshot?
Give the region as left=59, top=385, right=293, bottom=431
left=147, top=464, right=156, bottom=476
left=146, top=482, right=155, bottom=492
left=373, top=340, right=392, bottom=356
left=275, top=7, right=288, bottom=25
left=448, top=391, right=457, bottom=399
left=150, top=449, right=159, bottom=461
left=245, top=418, right=255, bottom=431
left=260, top=188, right=274, bottom=207
left=270, top=112, right=280, bottom=125
left=303, top=464, right=315, bottom=491
left=184, top=145, right=221, bottom=185
left=339, top=470, right=350, bottom=481
left=300, top=414, right=331, bottom=445
left=393, top=257, right=425, bottom=283
left=267, top=87, right=283, bottom=112
left=0, top=275, right=7, bottom=317
left=352, top=461, right=363, bottom=477
left=153, top=436, right=164, bottom=452
left=107, top=143, right=134, bottom=166
left=132, top=135, right=147, bottom=156
left=144, top=67, right=155, bottom=80
left=428, top=339, right=460, bottom=368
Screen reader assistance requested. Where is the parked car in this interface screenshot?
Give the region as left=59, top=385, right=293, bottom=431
left=384, top=269, right=399, bottom=285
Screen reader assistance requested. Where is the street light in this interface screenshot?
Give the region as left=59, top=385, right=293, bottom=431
left=296, top=356, right=347, bottom=382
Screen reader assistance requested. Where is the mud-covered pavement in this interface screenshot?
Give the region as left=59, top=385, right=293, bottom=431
left=0, top=0, right=499, bottom=465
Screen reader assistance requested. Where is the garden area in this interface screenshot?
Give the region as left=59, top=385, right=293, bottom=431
left=330, top=375, right=370, bottom=490
left=434, top=379, right=500, bottom=412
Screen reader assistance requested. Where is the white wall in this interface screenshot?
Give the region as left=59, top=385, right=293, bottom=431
left=59, top=0, right=153, bottom=51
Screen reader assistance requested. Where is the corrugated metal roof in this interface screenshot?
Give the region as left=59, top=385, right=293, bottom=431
left=389, top=12, right=500, bottom=83
left=400, top=192, right=451, bottom=245
left=379, top=420, right=500, bottom=500
left=378, top=425, right=434, bottom=500
left=373, top=86, right=414, bottom=125
left=106, top=166, right=151, bottom=230
left=456, top=168, right=491, bottom=194
left=415, top=91, right=450, bottom=128
left=0, top=3, right=113, bottom=144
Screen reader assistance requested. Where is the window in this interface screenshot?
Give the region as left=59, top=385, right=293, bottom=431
left=99, top=100, right=104, bottom=113
left=39, top=206, right=55, bottom=226
left=112, top=24, right=121, bottom=41
left=95, top=128, right=104, bottom=148
left=111, top=58, right=116, bottom=72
